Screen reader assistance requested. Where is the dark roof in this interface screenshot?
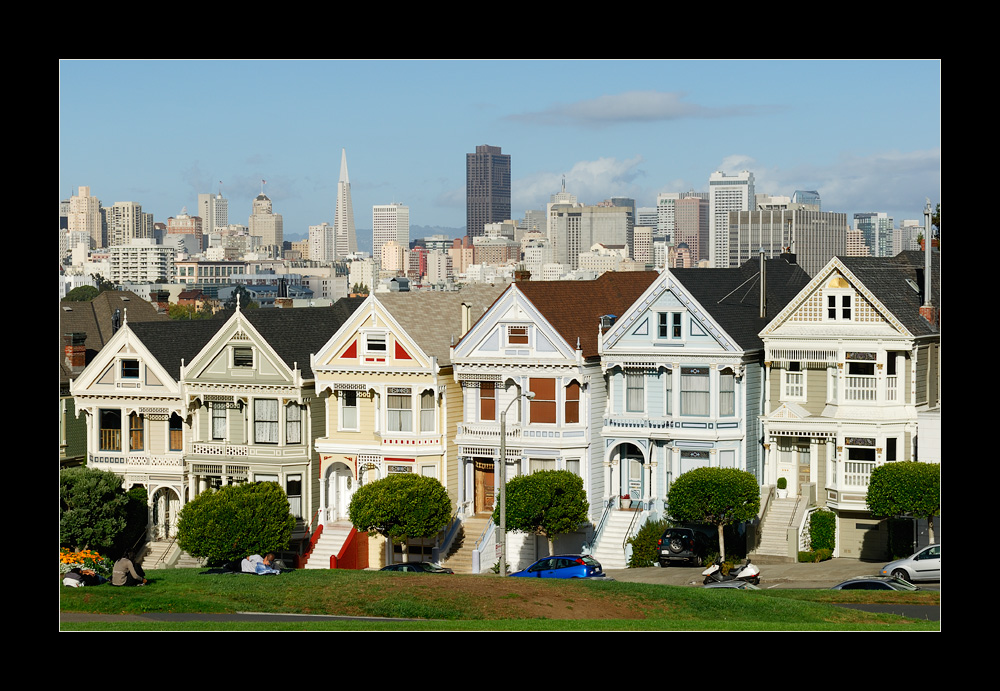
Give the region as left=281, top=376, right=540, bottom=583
left=670, top=255, right=812, bottom=350
left=60, top=290, right=169, bottom=389
left=839, top=250, right=940, bottom=337
left=515, top=271, right=660, bottom=358
left=128, top=298, right=366, bottom=381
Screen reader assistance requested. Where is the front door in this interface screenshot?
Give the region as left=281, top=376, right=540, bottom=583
left=327, top=463, right=355, bottom=522
left=474, top=459, right=494, bottom=515
left=618, top=444, right=644, bottom=504
left=797, top=442, right=811, bottom=495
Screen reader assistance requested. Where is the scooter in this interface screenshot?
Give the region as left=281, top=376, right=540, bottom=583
left=702, top=558, right=761, bottom=585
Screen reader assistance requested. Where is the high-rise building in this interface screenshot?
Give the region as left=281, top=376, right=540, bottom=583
left=673, top=196, right=709, bottom=266
left=68, top=186, right=104, bottom=249
left=728, top=209, right=849, bottom=278
left=106, top=201, right=153, bottom=247
left=198, top=191, right=229, bottom=236
left=249, top=193, right=283, bottom=252
left=466, top=144, right=511, bottom=238
left=791, top=190, right=821, bottom=210
left=309, top=222, right=335, bottom=263
left=709, top=170, right=755, bottom=267
left=548, top=203, right=630, bottom=270
left=334, top=149, right=358, bottom=259
left=373, top=203, right=409, bottom=267
left=894, top=220, right=922, bottom=256
left=854, top=212, right=894, bottom=257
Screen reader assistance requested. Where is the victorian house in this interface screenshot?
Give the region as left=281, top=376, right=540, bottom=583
left=308, top=285, right=507, bottom=570
left=70, top=298, right=364, bottom=566
left=759, top=250, right=940, bottom=559
left=450, top=272, right=658, bottom=572
left=596, top=255, right=810, bottom=566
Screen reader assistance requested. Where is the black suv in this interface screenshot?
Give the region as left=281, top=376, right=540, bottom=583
left=657, top=528, right=708, bottom=567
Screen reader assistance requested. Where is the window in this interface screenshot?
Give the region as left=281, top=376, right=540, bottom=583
left=212, top=404, right=227, bottom=440
left=663, top=368, right=673, bottom=415
left=286, top=402, right=302, bottom=444
left=480, top=382, right=496, bottom=421
left=565, top=458, right=581, bottom=476
left=680, top=368, right=710, bottom=416
left=565, top=381, right=580, bottom=424
left=121, top=359, right=139, bottom=379
left=626, top=372, right=644, bottom=413
left=420, top=390, right=435, bottom=432
left=233, top=347, right=253, bottom=368
left=169, top=413, right=183, bottom=451
left=784, top=362, right=804, bottom=399
left=529, top=378, right=556, bottom=424
left=827, top=294, right=852, bottom=320
left=846, top=355, right=877, bottom=401
left=365, top=334, right=387, bottom=354
left=529, top=458, right=556, bottom=473
left=886, top=437, right=898, bottom=462
left=254, top=399, right=279, bottom=444
left=129, top=412, right=144, bottom=451
left=658, top=312, right=682, bottom=339
left=719, top=369, right=735, bottom=416
left=340, top=390, right=358, bottom=430
left=507, top=325, right=529, bottom=345
left=286, top=474, right=302, bottom=518
left=387, top=391, right=412, bottom=432
left=99, top=409, right=121, bottom=451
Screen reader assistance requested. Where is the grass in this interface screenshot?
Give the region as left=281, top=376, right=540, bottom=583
left=59, top=568, right=940, bottom=631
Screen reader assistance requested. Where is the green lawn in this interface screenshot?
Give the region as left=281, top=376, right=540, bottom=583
left=60, top=568, right=940, bottom=631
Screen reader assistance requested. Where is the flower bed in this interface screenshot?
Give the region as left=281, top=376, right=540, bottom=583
left=60, top=548, right=112, bottom=578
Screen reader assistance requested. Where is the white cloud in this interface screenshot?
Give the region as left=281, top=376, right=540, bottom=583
left=513, top=156, right=647, bottom=212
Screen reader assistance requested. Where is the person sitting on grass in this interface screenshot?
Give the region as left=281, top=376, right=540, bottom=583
left=112, top=552, right=147, bottom=586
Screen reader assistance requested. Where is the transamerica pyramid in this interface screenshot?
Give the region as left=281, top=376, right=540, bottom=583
left=334, top=148, right=358, bottom=259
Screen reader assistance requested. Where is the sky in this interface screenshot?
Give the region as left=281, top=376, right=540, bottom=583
left=59, top=60, right=941, bottom=249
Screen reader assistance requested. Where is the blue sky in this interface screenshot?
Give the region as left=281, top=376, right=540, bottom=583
left=59, top=60, right=940, bottom=247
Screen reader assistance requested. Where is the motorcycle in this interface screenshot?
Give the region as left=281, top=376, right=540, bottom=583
left=702, top=558, right=761, bottom=585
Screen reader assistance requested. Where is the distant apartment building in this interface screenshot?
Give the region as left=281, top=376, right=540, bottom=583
left=673, top=196, right=709, bottom=265
left=198, top=192, right=229, bottom=236
left=349, top=257, right=377, bottom=293
left=548, top=203, right=630, bottom=271
left=373, top=203, right=410, bottom=268
left=854, top=212, right=893, bottom=258
left=380, top=240, right=408, bottom=276
left=68, top=186, right=105, bottom=249
left=175, top=258, right=246, bottom=286
left=167, top=209, right=204, bottom=251
left=632, top=225, right=653, bottom=265
left=578, top=243, right=629, bottom=274
left=106, top=202, right=154, bottom=247
left=728, top=209, right=849, bottom=278
left=249, top=193, right=283, bottom=251
left=709, top=170, right=755, bottom=267
left=845, top=229, right=871, bottom=257
left=424, top=249, right=453, bottom=284
left=894, top=220, right=923, bottom=255
left=108, top=238, right=176, bottom=284
left=449, top=237, right=475, bottom=276
left=309, top=222, right=335, bottom=263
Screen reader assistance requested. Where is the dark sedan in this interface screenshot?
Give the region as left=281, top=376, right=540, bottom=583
left=830, top=576, right=921, bottom=591
left=380, top=562, right=454, bottom=574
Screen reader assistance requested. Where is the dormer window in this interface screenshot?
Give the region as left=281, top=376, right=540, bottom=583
left=365, top=333, right=387, bottom=354
left=827, top=294, right=852, bottom=320
left=120, top=359, right=139, bottom=379
left=507, top=325, right=529, bottom=345
left=233, top=346, right=253, bottom=368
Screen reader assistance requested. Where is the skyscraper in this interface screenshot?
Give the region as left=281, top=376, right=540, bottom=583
left=68, top=186, right=104, bottom=249
left=854, top=212, right=894, bottom=257
left=709, top=170, right=754, bottom=267
left=373, top=203, right=410, bottom=267
left=334, top=149, right=358, bottom=259
left=106, top=201, right=153, bottom=247
left=198, top=190, right=229, bottom=236
left=466, top=144, right=510, bottom=238
left=249, top=192, right=283, bottom=253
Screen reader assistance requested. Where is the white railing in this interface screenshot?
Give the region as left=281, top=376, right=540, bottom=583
left=842, top=460, right=875, bottom=488
left=886, top=375, right=898, bottom=401
left=457, top=421, right=522, bottom=441
left=845, top=376, right=877, bottom=401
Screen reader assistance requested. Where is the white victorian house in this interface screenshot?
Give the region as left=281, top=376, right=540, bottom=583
left=759, top=250, right=940, bottom=559
left=597, top=255, right=810, bottom=564
left=451, top=271, right=658, bottom=571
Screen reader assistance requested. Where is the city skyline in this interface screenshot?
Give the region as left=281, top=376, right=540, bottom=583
left=59, top=60, right=941, bottom=243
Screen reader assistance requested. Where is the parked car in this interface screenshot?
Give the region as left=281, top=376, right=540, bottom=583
left=657, top=527, right=708, bottom=567
left=380, top=562, right=454, bottom=574
left=509, top=554, right=607, bottom=579
left=830, top=576, right=921, bottom=591
left=879, top=544, right=940, bottom=582
left=703, top=580, right=760, bottom=590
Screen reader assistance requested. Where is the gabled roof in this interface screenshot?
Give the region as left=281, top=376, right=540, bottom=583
left=375, top=284, right=508, bottom=366
left=669, top=255, right=811, bottom=350
left=838, top=250, right=939, bottom=337
left=514, top=271, right=659, bottom=358
left=129, top=298, right=366, bottom=381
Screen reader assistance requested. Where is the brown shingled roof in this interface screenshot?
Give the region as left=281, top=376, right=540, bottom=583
left=515, top=271, right=659, bottom=358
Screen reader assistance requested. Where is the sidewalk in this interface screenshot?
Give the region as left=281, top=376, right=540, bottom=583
left=604, top=557, right=887, bottom=588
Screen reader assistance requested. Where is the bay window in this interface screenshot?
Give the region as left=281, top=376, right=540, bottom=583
left=254, top=399, right=279, bottom=444
left=680, top=367, right=710, bottom=416
left=529, top=378, right=556, bottom=424
left=387, top=389, right=413, bottom=432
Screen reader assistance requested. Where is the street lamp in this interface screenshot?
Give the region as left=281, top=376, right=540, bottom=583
left=498, top=389, right=534, bottom=577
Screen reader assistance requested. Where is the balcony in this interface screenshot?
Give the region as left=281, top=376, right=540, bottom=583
left=88, top=452, right=186, bottom=474
left=826, top=458, right=876, bottom=509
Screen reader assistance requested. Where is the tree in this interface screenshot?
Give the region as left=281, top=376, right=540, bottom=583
left=866, top=461, right=940, bottom=544
left=177, top=482, right=295, bottom=564
left=223, top=285, right=259, bottom=310
left=60, top=467, right=131, bottom=552
left=348, top=474, right=451, bottom=544
left=666, top=467, right=760, bottom=561
left=492, top=470, right=589, bottom=555
left=64, top=285, right=99, bottom=302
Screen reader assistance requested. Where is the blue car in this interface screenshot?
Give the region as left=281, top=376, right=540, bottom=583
left=509, top=554, right=607, bottom=579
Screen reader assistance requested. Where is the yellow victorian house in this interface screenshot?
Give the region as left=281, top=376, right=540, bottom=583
left=308, top=284, right=507, bottom=570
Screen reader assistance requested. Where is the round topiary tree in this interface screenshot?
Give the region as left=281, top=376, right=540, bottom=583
left=666, top=467, right=760, bottom=561
left=60, top=466, right=131, bottom=552
left=348, top=473, right=452, bottom=544
left=493, top=470, right=589, bottom=556
left=177, top=481, right=296, bottom=565
left=866, top=461, right=940, bottom=544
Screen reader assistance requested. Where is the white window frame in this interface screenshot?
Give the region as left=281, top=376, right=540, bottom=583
left=420, top=390, right=435, bottom=433
left=657, top=312, right=683, bottom=339
left=286, top=401, right=303, bottom=445
left=783, top=362, right=806, bottom=401
left=719, top=369, right=736, bottom=417
left=233, top=346, right=254, bottom=368
left=387, top=389, right=413, bottom=433
left=826, top=292, right=853, bottom=321
left=506, top=325, right=530, bottom=347
left=680, top=367, right=710, bottom=417
left=626, top=371, right=645, bottom=413
left=254, top=398, right=280, bottom=444
left=364, top=332, right=388, bottom=355
left=339, top=390, right=359, bottom=431
left=211, top=403, right=227, bottom=440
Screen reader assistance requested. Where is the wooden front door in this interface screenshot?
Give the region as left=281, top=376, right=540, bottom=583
left=474, top=460, right=494, bottom=515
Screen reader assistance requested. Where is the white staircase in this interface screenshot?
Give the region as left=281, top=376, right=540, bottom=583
left=138, top=541, right=203, bottom=570
left=441, top=514, right=491, bottom=574
left=591, top=510, right=643, bottom=570
left=303, top=521, right=354, bottom=569
left=752, top=497, right=799, bottom=562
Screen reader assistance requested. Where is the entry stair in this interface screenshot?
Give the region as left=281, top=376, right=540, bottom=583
left=303, top=521, right=354, bottom=569
left=441, top=514, right=491, bottom=574
left=138, top=540, right=202, bottom=570
left=591, top=509, right=642, bottom=570
left=750, top=496, right=799, bottom=564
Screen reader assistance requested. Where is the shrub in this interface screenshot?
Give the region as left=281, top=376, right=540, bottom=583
left=177, top=481, right=295, bottom=565
left=808, top=509, right=836, bottom=552
left=626, top=518, right=671, bottom=568
left=60, top=467, right=131, bottom=552
left=798, top=548, right=833, bottom=563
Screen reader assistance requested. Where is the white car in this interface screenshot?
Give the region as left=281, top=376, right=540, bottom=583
left=879, top=544, right=940, bottom=582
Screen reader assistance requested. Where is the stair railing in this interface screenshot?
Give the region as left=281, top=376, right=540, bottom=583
left=583, top=497, right=616, bottom=554
left=433, top=506, right=464, bottom=564
left=621, top=500, right=647, bottom=560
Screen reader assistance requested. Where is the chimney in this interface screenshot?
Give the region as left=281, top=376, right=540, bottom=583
left=64, top=333, right=87, bottom=373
